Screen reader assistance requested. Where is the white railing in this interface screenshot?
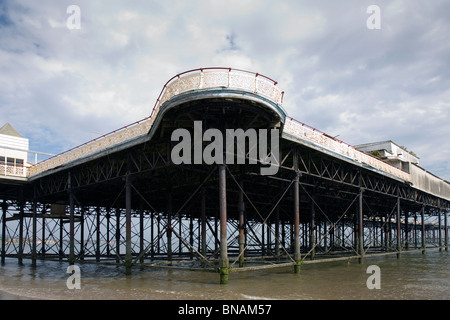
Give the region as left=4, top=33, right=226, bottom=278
left=0, top=164, right=27, bottom=178
left=28, top=118, right=153, bottom=177
left=283, top=117, right=411, bottom=182
left=152, top=68, right=284, bottom=119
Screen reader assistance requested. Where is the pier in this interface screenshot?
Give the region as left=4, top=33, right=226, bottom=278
left=1, top=68, right=449, bottom=284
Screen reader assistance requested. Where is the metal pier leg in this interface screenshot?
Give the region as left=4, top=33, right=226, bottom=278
left=139, top=204, right=144, bottom=263
left=42, top=214, right=46, bottom=258
left=219, top=164, right=229, bottom=284
left=32, top=198, right=37, bottom=267
left=201, top=189, right=206, bottom=267
left=445, top=209, right=448, bottom=251
left=405, top=211, right=409, bottom=251
left=96, top=207, right=100, bottom=262
left=59, top=217, right=63, bottom=261
left=293, top=171, right=301, bottom=273
left=414, top=214, right=418, bottom=249
left=396, top=197, right=401, bottom=258
left=106, top=209, right=110, bottom=258
left=189, top=214, right=194, bottom=259
left=310, top=194, right=315, bottom=260
left=178, top=212, right=182, bottom=258
left=18, top=199, right=24, bottom=266
left=69, top=173, right=75, bottom=265
left=125, top=169, right=132, bottom=275
left=275, top=206, right=280, bottom=260
left=115, top=207, right=121, bottom=263
left=1, top=201, right=7, bottom=265
left=167, top=193, right=173, bottom=264
left=151, top=211, right=155, bottom=260
left=438, top=208, right=442, bottom=252
left=358, top=188, right=364, bottom=263
left=80, top=207, right=85, bottom=261
left=238, top=180, right=245, bottom=268
left=421, top=205, right=426, bottom=254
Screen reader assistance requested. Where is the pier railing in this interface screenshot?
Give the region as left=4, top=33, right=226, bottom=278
left=150, top=67, right=284, bottom=119
left=283, top=117, right=411, bottom=182
left=0, top=163, right=27, bottom=178
left=28, top=118, right=153, bottom=177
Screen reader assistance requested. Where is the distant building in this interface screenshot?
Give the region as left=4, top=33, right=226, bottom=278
left=355, top=140, right=419, bottom=173
left=0, top=123, right=29, bottom=177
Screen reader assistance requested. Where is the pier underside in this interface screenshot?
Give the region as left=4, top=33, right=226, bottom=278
left=1, top=69, right=449, bottom=284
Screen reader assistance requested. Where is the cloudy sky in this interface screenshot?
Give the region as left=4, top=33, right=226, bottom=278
left=1, top=0, right=449, bottom=180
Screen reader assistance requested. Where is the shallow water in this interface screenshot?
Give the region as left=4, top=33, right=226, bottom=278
left=0, top=250, right=448, bottom=300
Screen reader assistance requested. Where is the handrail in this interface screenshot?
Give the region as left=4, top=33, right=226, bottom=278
left=283, top=117, right=411, bottom=179
left=149, top=67, right=284, bottom=119
left=34, top=117, right=152, bottom=167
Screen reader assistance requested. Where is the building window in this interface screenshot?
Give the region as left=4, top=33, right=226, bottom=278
left=16, top=159, right=24, bottom=167
left=0, top=157, right=25, bottom=167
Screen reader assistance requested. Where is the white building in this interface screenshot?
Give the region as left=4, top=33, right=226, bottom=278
left=355, top=140, right=419, bottom=173
left=0, top=123, right=29, bottom=177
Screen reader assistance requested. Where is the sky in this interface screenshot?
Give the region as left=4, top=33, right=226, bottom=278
left=1, top=0, right=449, bottom=181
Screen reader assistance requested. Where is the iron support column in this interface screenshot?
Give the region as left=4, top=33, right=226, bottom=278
left=445, top=209, right=448, bottom=251
left=96, top=207, right=101, bottom=262
left=310, top=194, right=315, bottom=260
left=42, top=214, right=46, bottom=258
left=219, top=164, right=229, bottom=284
left=439, top=208, right=442, bottom=252
left=115, top=207, right=121, bottom=263
left=414, top=214, right=418, bottom=249
left=293, top=171, right=301, bottom=273
left=18, top=197, right=24, bottom=266
left=80, top=207, right=85, bottom=261
left=405, top=211, right=409, bottom=250
left=151, top=212, right=155, bottom=260
left=238, top=180, right=245, bottom=267
left=17, top=196, right=24, bottom=266
left=1, top=201, right=6, bottom=265
left=201, top=188, right=206, bottom=267
left=31, top=197, right=37, bottom=267
left=421, top=206, right=426, bottom=254
left=275, top=206, right=280, bottom=260
left=358, top=188, right=364, bottom=263
left=125, top=168, right=132, bottom=275
left=396, top=197, right=401, bottom=258
left=139, top=203, right=144, bottom=263
left=58, top=218, right=63, bottom=260
left=68, top=172, right=75, bottom=265
left=167, top=193, right=173, bottom=264
left=384, top=211, right=390, bottom=251
left=106, top=209, right=110, bottom=257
